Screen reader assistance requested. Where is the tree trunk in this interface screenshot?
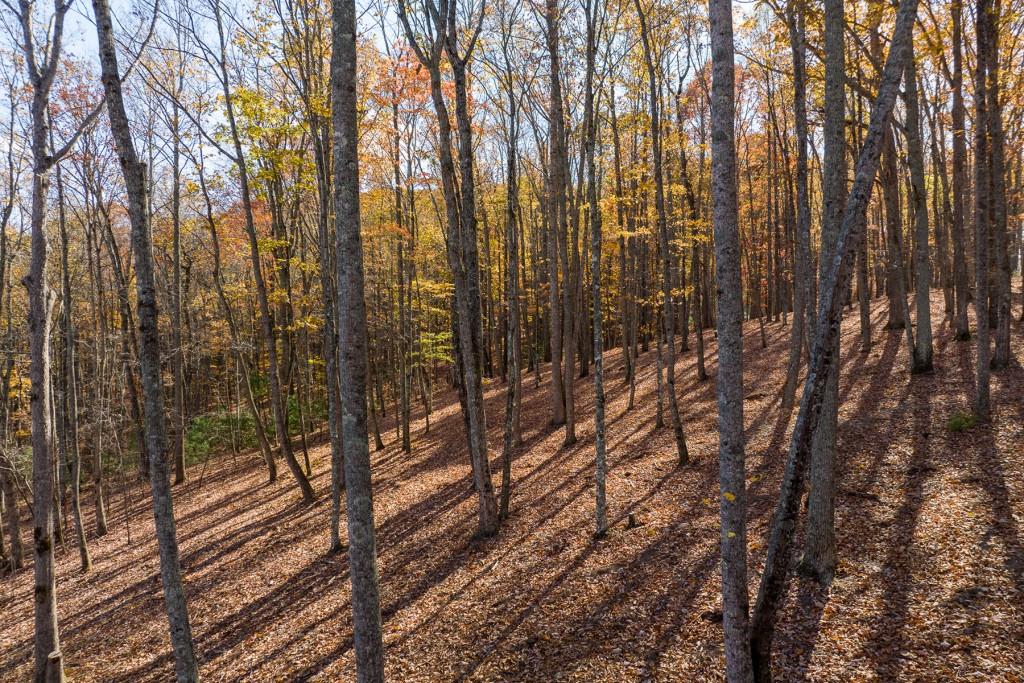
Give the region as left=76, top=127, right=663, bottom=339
left=56, top=161, right=90, bottom=573
left=332, top=0, right=386, bottom=675
left=23, top=22, right=65, bottom=681
left=635, top=0, right=688, bottom=464
left=905, top=48, right=933, bottom=372
left=780, top=1, right=811, bottom=415
left=92, top=1, right=200, bottom=678
left=748, top=0, right=918, bottom=676
left=973, top=0, right=992, bottom=418
left=951, top=0, right=971, bottom=340
left=709, top=0, right=752, bottom=676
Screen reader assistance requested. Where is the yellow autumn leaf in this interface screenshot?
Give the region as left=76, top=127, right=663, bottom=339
left=723, top=491, right=736, bottom=503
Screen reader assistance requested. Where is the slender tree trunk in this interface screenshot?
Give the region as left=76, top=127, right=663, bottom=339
left=800, top=0, right=847, bottom=586
left=499, top=53, right=521, bottom=521
left=905, top=48, right=933, bottom=372
left=24, top=33, right=65, bottom=683
left=951, top=0, right=971, bottom=340
left=92, top=2, right=200, bottom=678
left=987, top=0, right=1011, bottom=368
left=56, top=162, right=90, bottom=573
left=709, top=0, right=751, bottom=677
left=748, top=0, right=918, bottom=676
left=635, top=0, right=688, bottom=464
left=170, top=101, right=187, bottom=485
left=781, top=1, right=811, bottom=415
left=974, top=0, right=992, bottom=418
left=332, top=0, right=385, bottom=675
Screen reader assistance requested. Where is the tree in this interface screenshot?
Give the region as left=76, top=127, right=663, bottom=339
left=91, top=0, right=200, bottom=678
left=749, top=0, right=920, bottom=676
left=333, top=0, right=385, bottom=675
left=10, top=0, right=94, bottom=675
left=708, top=0, right=751, bottom=677
left=397, top=0, right=500, bottom=536
left=635, top=0, right=689, bottom=465
left=800, top=0, right=846, bottom=585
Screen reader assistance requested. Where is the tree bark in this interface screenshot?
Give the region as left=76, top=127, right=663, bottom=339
left=92, top=1, right=200, bottom=678
left=748, top=0, right=919, bottom=676
left=332, top=0, right=386, bottom=675
left=709, top=0, right=752, bottom=677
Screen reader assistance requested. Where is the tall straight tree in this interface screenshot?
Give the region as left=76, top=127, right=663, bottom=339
left=332, top=0, right=385, bottom=676
left=91, top=0, right=200, bottom=679
left=800, top=0, right=845, bottom=585
left=904, top=43, right=933, bottom=372
left=974, top=0, right=992, bottom=418
left=56, top=159, right=90, bottom=573
left=635, top=0, right=689, bottom=465
left=748, top=0, right=919, bottom=675
left=11, top=0, right=96, bottom=676
left=780, top=0, right=812, bottom=416
left=396, top=0, right=500, bottom=536
left=950, top=0, right=971, bottom=340
left=708, top=0, right=751, bottom=678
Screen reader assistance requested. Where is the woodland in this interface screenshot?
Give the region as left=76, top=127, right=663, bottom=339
left=0, top=0, right=1021, bottom=680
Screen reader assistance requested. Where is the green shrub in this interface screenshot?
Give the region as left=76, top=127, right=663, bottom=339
left=946, top=411, right=978, bottom=432
left=185, top=411, right=260, bottom=465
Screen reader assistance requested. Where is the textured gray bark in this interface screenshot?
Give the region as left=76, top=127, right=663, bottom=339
left=498, top=16, right=522, bottom=521
left=749, top=0, right=918, bottom=677
left=905, top=49, right=933, bottom=372
left=317, top=153, right=345, bottom=553
left=332, top=0, right=385, bottom=675
left=801, top=0, right=846, bottom=586
left=780, top=1, right=811, bottom=416
left=92, top=0, right=199, bottom=678
left=545, top=0, right=574, bottom=442
left=583, top=0, right=606, bottom=537
left=635, top=0, right=688, bottom=465
left=974, top=0, right=992, bottom=418
left=17, top=0, right=69, bottom=676
left=56, top=162, right=90, bottom=573
left=987, top=0, right=1010, bottom=369
left=708, top=0, right=751, bottom=678
left=951, top=0, right=971, bottom=340
left=396, top=0, right=499, bottom=536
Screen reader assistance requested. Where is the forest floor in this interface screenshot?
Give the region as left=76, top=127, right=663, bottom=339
left=1, top=291, right=1023, bottom=682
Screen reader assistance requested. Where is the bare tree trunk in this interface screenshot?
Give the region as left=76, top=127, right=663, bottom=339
left=780, top=1, right=811, bottom=415
left=584, top=0, right=607, bottom=535
left=56, top=161, right=90, bottom=573
left=635, top=0, right=688, bottom=464
left=92, top=1, right=199, bottom=678
left=987, top=0, right=1011, bottom=369
left=545, top=0, right=574, bottom=443
left=17, top=0, right=69, bottom=673
left=748, top=0, right=918, bottom=676
left=905, top=47, right=933, bottom=372
left=974, top=0, right=992, bottom=418
left=397, top=0, right=499, bottom=536
left=170, top=100, right=187, bottom=485
left=332, top=0, right=385, bottom=675
left=800, top=0, right=847, bottom=586
left=951, top=0, right=971, bottom=340
left=709, top=0, right=751, bottom=677
left=498, top=22, right=522, bottom=520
